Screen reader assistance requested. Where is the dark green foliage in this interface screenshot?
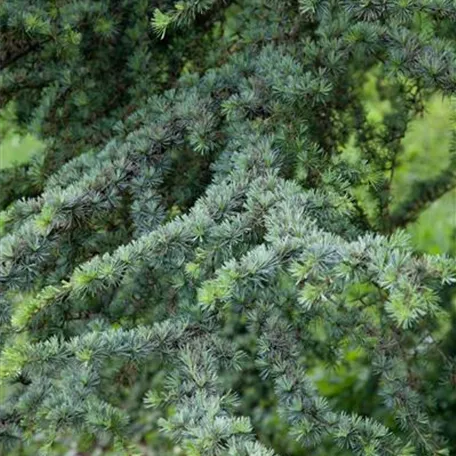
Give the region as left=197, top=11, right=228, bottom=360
left=0, top=0, right=220, bottom=207
left=1, top=1, right=456, bottom=455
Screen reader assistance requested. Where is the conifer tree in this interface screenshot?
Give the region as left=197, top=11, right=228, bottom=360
left=1, top=1, right=456, bottom=455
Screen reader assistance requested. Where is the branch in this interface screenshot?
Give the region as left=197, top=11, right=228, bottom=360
left=389, top=171, right=456, bottom=229
left=0, top=38, right=51, bottom=71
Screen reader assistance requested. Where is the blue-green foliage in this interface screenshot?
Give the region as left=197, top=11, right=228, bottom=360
left=1, top=1, right=456, bottom=455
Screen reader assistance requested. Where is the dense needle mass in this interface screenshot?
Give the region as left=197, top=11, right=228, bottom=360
left=1, top=1, right=456, bottom=455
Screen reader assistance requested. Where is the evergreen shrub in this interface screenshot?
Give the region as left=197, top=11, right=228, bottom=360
left=1, top=1, right=456, bottom=454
